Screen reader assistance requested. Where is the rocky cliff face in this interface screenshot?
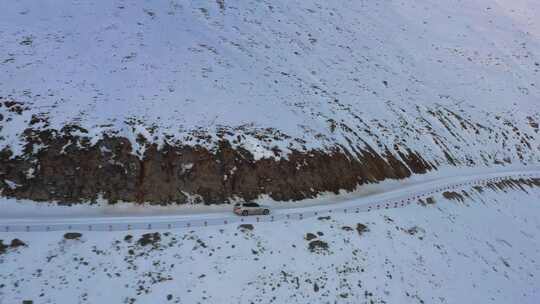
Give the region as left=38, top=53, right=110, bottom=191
left=2, top=94, right=540, bottom=205
left=0, top=129, right=433, bottom=204
left=1, top=95, right=539, bottom=205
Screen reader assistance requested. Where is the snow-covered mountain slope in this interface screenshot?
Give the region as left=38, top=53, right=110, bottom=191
left=1, top=179, right=539, bottom=303
left=1, top=0, right=539, bottom=203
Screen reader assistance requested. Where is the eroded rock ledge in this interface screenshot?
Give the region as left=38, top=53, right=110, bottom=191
left=0, top=130, right=434, bottom=205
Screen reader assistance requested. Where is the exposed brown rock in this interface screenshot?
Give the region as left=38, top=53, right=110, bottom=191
left=356, top=223, right=369, bottom=236
left=64, top=232, right=83, bottom=240
left=0, top=129, right=433, bottom=205
left=317, top=216, right=331, bottom=221
left=426, top=197, right=436, bottom=205
left=10, top=239, right=26, bottom=248
left=0, top=239, right=27, bottom=254
left=442, top=191, right=465, bottom=202
left=484, top=178, right=540, bottom=192
left=238, top=224, right=254, bottom=231
left=304, top=233, right=317, bottom=241
left=308, top=240, right=329, bottom=253
left=137, top=233, right=161, bottom=247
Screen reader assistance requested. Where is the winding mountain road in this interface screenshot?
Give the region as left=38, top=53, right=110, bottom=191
left=1, top=168, right=539, bottom=233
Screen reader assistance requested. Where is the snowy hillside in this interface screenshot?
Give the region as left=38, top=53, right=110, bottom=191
left=1, top=0, right=539, bottom=203
left=1, top=178, right=540, bottom=303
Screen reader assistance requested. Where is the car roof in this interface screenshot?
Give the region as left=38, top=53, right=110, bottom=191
left=243, top=202, right=260, bottom=207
